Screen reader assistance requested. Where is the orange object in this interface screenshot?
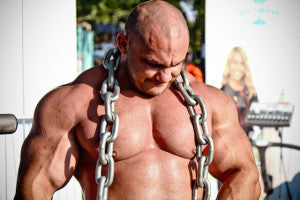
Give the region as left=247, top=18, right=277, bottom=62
left=186, top=63, right=204, bottom=83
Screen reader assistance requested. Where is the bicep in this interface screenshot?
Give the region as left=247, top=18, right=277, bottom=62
left=16, top=91, right=80, bottom=198
left=208, top=94, right=255, bottom=182
left=17, top=127, right=79, bottom=199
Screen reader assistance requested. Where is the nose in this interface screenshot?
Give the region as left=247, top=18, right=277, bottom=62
left=155, top=68, right=173, bottom=83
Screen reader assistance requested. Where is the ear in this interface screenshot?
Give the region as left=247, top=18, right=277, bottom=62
left=117, top=33, right=128, bottom=54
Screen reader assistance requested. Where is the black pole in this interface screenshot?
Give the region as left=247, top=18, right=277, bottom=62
left=0, top=114, right=18, bottom=134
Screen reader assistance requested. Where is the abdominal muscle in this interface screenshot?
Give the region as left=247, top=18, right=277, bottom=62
left=76, top=146, right=198, bottom=200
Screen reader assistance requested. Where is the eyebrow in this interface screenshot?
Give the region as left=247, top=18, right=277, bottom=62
left=171, top=59, right=184, bottom=67
left=144, top=58, right=184, bottom=68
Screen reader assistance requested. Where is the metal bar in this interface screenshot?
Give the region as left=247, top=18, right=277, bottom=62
left=252, top=140, right=300, bottom=194
left=268, top=142, right=300, bottom=151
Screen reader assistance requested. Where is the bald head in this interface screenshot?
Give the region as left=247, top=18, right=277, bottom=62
left=125, top=0, right=189, bottom=44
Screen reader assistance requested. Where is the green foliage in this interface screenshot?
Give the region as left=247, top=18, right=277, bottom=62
left=77, top=0, right=145, bottom=24
left=77, top=0, right=185, bottom=24
left=189, top=0, right=205, bottom=65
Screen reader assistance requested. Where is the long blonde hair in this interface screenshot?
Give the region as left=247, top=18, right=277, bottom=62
left=221, top=46, right=257, bottom=98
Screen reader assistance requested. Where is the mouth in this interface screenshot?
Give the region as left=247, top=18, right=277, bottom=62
left=146, top=78, right=171, bottom=88
left=141, top=79, right=171, bottom=95
left=233, top=70, right=244, bottom=76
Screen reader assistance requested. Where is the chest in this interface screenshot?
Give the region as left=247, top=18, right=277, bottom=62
left=77, top=89, right=207, bottom=161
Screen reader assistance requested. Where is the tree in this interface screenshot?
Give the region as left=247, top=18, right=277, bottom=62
left=189, top=0, right=206, bottom=80
left=77, top=0, right=183, bottom=24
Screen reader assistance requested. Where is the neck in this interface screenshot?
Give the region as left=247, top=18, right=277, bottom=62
left=228, top=79, right=244, bottom=91
left=116, top=61, right=135, bottom=91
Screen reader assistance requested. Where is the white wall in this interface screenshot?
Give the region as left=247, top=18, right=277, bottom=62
left=206, top=0, right=300, bottom=197
left=0, top=0, right=81, bottom=199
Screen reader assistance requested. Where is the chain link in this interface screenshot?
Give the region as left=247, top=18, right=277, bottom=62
left=97, top=48, right=214, bottom=200
left=174, top=69, right=214, bottom=200
left=96, top=48, right=121, bottom=200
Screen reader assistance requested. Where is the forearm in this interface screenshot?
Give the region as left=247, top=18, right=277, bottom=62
left=217, top=170, right=261, bottom=200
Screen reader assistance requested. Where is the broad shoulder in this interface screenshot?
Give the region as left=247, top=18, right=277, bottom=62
left=187, top=72, right=237, bottom=125
left=73, top=65, right=106, bottom=88
left=188, top=73, right=234, bottom=110
left=33, top=66, right=105, bottom=130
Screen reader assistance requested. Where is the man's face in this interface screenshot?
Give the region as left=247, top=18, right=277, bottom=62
left=124, top=33, right=188, bottom=96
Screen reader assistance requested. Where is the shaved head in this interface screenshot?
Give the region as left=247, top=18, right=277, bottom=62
left=125, top=0, right=189, bottom=44
left=117, top=0, right=190, bottom=96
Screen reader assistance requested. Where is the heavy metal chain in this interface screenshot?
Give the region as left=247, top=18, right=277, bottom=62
left=96, top=47, right=121, bottom=200
left=173, top=70, right=214, bottom=200
left=96, top=47, right=214, bottom=200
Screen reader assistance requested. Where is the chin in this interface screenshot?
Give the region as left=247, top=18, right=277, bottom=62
left=142, top=83, right=171, bottom=96
left=144, top=90, right=165, bottom=96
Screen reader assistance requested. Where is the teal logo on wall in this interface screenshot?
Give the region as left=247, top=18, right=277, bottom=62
left=240, top=0, right=279, bottom=25
left=253, top=0, right=266, bottom=4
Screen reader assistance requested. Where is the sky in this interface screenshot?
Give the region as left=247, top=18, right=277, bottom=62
left=179, top=1, right=197, bottom=22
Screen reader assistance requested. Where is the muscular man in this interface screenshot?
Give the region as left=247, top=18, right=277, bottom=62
left=15, top=1, right=260, bottom=199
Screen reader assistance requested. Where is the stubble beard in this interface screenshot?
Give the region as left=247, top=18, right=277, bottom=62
left=124, top=58, right=175, bottom=96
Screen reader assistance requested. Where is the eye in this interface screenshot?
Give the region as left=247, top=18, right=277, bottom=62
left=143, top=59, right=158, bottom=67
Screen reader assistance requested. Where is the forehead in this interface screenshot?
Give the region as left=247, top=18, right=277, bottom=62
left=132, top=26, right=189, bottom=66
left=232, top=52, right=243, bottom=61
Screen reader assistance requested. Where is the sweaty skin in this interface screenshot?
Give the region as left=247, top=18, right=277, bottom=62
left=14, top=1, right=260, bottom=200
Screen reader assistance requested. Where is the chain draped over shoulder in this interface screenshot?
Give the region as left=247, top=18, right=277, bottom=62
left=96, top=47, right=214, bottom=200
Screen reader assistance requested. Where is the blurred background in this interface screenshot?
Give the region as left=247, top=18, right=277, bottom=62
left=0, top=0, right=299, bottom=199
left=75, top=0, right=206, bottom=79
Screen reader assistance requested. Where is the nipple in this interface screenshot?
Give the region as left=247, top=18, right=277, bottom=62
left=192, top=148, right=197, bottom=155
left=113, top=151, right=118, bottom=157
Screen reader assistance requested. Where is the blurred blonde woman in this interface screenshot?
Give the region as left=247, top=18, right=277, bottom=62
left=221, top=46, right=258, bottom=134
